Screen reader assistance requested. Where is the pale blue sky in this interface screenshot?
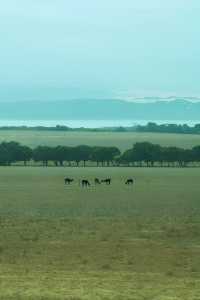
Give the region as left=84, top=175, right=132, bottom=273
left=0, top=0, right=200, bottom=101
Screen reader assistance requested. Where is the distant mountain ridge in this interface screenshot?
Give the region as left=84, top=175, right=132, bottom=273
left=0, top=99, right=200, bottom=120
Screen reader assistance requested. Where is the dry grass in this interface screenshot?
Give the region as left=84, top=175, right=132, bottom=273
left=0, top=130, right=199, bottom=151
left=0, top=167, right=199, bottom=299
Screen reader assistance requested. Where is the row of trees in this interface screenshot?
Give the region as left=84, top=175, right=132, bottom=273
left=33, top=145, right=120, bottom=166
left=1, top=122, right=200, bottom=134
left=1, top=141, right=200, bottom=167
left=121, top=142, right=200, bottom=167
left=0, top=142, right=120, bottom=166
left=136, top=122, right=200, bottom=134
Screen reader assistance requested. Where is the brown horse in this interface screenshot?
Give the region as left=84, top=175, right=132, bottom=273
left=101, top=178, right=111, bottom=185
left=125, top=178, right=134, bottom=185
left=64, top=177, right=74, bottom=184
left=94, top=178, right=101, bottom=185
left=81, top=179, right=91, bottom=187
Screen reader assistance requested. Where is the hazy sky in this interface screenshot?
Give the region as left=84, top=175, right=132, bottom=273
left=0, top=0, right=200, bottom=101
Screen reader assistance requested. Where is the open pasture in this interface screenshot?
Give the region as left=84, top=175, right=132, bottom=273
left=0, top=167, right=200, bottom=299
left=0, top=130, right=199, bottom=151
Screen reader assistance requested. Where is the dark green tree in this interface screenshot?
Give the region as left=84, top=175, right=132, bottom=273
left=33, top=146, right=54, bottom=166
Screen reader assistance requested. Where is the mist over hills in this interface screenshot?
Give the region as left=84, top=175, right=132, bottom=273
left=0, top=99, right=199, bottom=121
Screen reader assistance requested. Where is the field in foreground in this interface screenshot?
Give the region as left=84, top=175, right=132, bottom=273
left=0, top=167, right=200, bottom=299
left=0, top=130, right=199, bottom=151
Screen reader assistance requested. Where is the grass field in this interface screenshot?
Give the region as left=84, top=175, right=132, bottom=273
left=0, top=167, right=200, bottom=299
left=0, top=130, right=200, bottom=150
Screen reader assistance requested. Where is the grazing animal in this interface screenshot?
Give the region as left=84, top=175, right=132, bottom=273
left=64, top=177, right=74, bottom=185
left=81, top=179, right=91, bottom=187
left=125, top=178, right=134, bottom=185
left=101, top=178, right=111, bottom=185
left=94, top=178, right=101, bottom=185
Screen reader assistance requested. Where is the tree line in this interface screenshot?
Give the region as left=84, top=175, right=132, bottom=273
left=136, top=122, right=200, bottom=134
left=120, top=142, right=200, bottom=167
left=0, top=122, right=200, bottom=134
left=0, top=141, right=200, bottom=167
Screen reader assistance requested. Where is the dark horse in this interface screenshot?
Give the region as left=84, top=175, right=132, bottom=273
left=125, top=178, right=134, bottom=185
left=64, top=177, right=74, bottom=184
left=101, top=178, right=111, bottom=185
left=81, top=179, right=91, bottom=187
left=94, top=178, right=101, bottom=185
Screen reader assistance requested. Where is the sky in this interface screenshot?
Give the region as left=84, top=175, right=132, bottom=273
left=0, top=0, right=200, bottom=102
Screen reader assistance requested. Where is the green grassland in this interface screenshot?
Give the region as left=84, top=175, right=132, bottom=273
left=0, top=130, right=200, bottom=150
left=0, top=167, right=200, bottom=299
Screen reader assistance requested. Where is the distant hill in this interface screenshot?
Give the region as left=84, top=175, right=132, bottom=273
left=0, top=99, right=200, bottom=120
